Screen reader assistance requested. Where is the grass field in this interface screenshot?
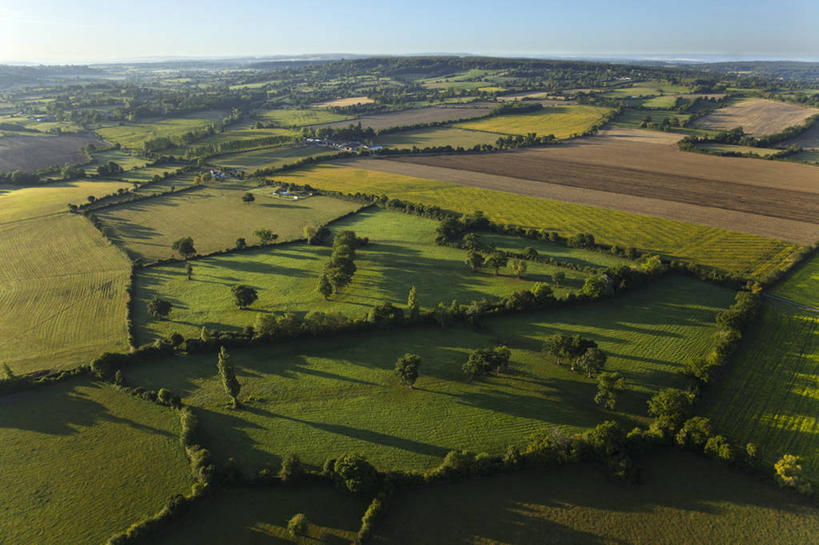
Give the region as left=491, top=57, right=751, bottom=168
left=613, top=108, right=693, bottom=131
left=260, top=108, right=354, bottom=127
left=0, top=178, right=134, bottom=223
left=96, top=110, right=226, bottom=149
left=642, top=95, right=681, bottom=109
left=0, top=378, right=192, bottom=545
left=125, top=275, right=731, bottom=472
left=211, top=145, right=334, bottom=172
left=96, top=185, right=362, bottom=262
left=187, top=126, right=299, bottom=146
left=772, top=254, right=819, bottom=308
left=134, top=208, right=594, bottom=342
left=0, top=214, right=131, bottom=373
left=695, top=98, right=819, bottom=137
left=377, top=126, right=503, bottom=149
left=701, top=301, right=818, bottom=482
left=374, top=450, right=819, bottom=545
left=144, top=483, right=367, bottom=545
left=89, top=149, right=149, bottom=173
left=455, top=105, right=611, bottom=138
left=274, top=164, right=805, bottom=279
left=602, top=80, right=691, bottom=98
left=697, top=143, right=783, bottom=157
left=313, top=97, right=374, bottom=108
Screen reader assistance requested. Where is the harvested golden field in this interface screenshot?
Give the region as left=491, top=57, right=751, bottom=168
left=317, top=103, right=494, bottom=131
left=0, top=178, right=134, bottom=224
left=276, top=163, right=802, bottom=280
left=695, top=98, right=819, bottom=136
left=0, top=215, right=131, bottom=373
left=313, top=96, right=374, bottom=108
left=455, top=105, right=611, bottom=138
left=0, top=134, right=102, bottom=172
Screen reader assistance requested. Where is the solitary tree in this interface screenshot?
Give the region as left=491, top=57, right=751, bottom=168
left=576, top=347, right=607, bottom=378
left=774, top=454, right=812, bottom=494
left=317, top=273, right=333, bottom=300
left=407, top=286, right=419, bottom=318
left=595, top=372, right=625, bottom=409
left=485, top=253, right=508, bottom=276
left=147, top=296, right=172, bottom=320
left=242, top=192, right=255, bottom=204
left=235, top=237, right=247, bottom=250
left=551, top=271, right=565, bottom=288
left=231, top=285, right=258, bottom=309
left=543, top=334, right=572, bottom=366
left=216, top=346, right=241, bottom=408
left=394, top=353, right=421, bottom=389
left=172, top=237, right=196, bottom=259
left=465, top=250, right=484, bottom=272
left=510, top=259, right=527, bottom=278
left=523, top=247, right=538, bottom=260
left=254, top=228, right=278, bottom=245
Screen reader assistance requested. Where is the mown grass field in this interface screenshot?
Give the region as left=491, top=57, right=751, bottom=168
left=96, top=110, right=226, bottom=148
left=374, top=450, right=819, bottom=545
left=602, top=80, right=691, bottom=98
left=96, top=185, right=362, bottom=262
left=0, top=215, right=131, bottom=373
left=89, top=149, right=149, bottom=173
left=0, top=378, right=192, bottom=545
left=0, top=178, right=134, bottom=223
left=377, top=126, right=502, bottom=149
left=613, top=108, right=693, bottom=130
left=125, top=276, right=731, bottom=472
left=144, top=483, right=367, bottom=545
left=259, top=108, right=354, bottom=127
left=187, top=126, right=299, bottom=146
left=455, top=105, right=611, bottom=138
left=698, top=143, right=783, bottom=157
left=772, top=254, right=819, bottom=308
left=701, top=300, right=818, bottom=482
left=211, top=145, right=334, bottom=172
left=134, top=208, right=594, bottom=341
left=274, top=164, right=802, bottom=280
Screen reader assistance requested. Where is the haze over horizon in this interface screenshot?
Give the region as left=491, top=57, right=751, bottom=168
left=1, top=0, right=816, bottom=64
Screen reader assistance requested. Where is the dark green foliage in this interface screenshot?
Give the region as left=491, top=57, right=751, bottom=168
left=407, top=286, right=420, bottom=318
left=279, top=453, right=305, bottom=483
left=462, top=346, right=511, bottom=379
left=368, top=301, right=404, bottom=324
left=241, top=192, right=255, bottom=203
left=394, top=353, right=421, bottom=388
left=465, top=250, right=484, bottom=272
left=235, top=237, right=246, bottom=250
left=317, top=273, right=333, bottom=300
left=231, top=285, right=258, bottom=309
left=594, top=372, right=624, bottom=409
left=648, top=388, right=693, bottom=437
left=287, top=513, right=308, bottom=537
left=216, top=346, right=241, bottom=408
left=575, top=347, right=607, bottom=378
left=253, top=228, right=278, bottom=244
left=485, top=253, right=508, bottom=275
left=171, top=237, right=196, bottom=258
left=676, top=417, right=713, bottom=449
left=97, top=161, right=124, bottom=177
left=324, top=230, right=358, bottom=293
left=329, top=454, right=379, bottom=495
left=704, top=435, right=734, bottom=462
left=147, top=297, right=172, bottom=320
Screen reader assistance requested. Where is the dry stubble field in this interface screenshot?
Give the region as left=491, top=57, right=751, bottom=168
left=694, top=98, right=819, bottom=136
left=316, top=103, right=494, bottom=131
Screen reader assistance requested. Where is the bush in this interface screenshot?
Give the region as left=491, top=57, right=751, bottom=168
left=330, top=454, right=379, bottom=495
left=675, top=417, right=713, bottom=449
left=288, top=513, right=309, bottom=537
left=774, top=454, right=813, bottom=494
left=704, top=435, right=733, bottom=462
left=279, top=452, right=304, bottom=483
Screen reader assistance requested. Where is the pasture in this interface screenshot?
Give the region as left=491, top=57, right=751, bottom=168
left=0, top=215, right=131, bottom=373
left=89, top=148, right=149, bottom=173
left=125, top=275, right=731, bottom=472
left=0, top=133, right=102, bottom=172
left=374, top=450, right=819, bottom=545
left=317, top=104, right=494, bottom=131
left=95, top=110, right=226, bottom=149
left=782, top=119, right=819, bottom=150
left=697, top=143, right=783, bottom=157
left=376, top=126, right=502, bottom=149
left=259, top=108, right=354, bottom=127
left=695, top=98, right=819, bottom=137
left=602, top=80, right=691, bottom=98
left=0, top=178, right=134, bottom=223
left=96, top=186, right=362, bottom=262
left=276, top=163, right=806, bottom=279
left=701, top=301, right=818, bottom=482
left=613, top=108, right=693, bottom=131
left=134, top=208, right=593, bottom=342
left=313, top=96, right=374, bottom=108
left=0, top=378, right=192, bottom=545
left=211, top=145, right=334, bottom=172
left=455, top=105, right=611, bottom=139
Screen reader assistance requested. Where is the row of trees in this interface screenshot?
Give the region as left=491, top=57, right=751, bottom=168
left=317, top=230, right=360, bottom=298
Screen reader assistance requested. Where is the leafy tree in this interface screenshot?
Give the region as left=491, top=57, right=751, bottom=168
left=317, top=273, right=333, bottom=300
left=463, top=346, right=511, bottom=379
left=485, top=253, right=508, bottom=275
left=241, top=192, right=255, bottom=203
left=169, top=332, right=184, bottom=347
left=279, top=453, right=304, bottom=483
left=331, top=454, right=378, bottom=494
left=231, top=285, right=258, bottom=309
left=523, top=247, right=538, bottom=260
left=147, top=296, right=172, bottom=319
left=510, top=259, right=527, bottom=278
left=648, top=388, right=693, bottom=434
left=543, top=334, right=572, bottom=365
left=235, top=237, right=247, bottom=250
left=216, top=346, right=241, bottom=408
left=582, top=275, right=608, bottom=298
left=566, top=335, right=598, bottom=372
left=462, top=232, right=481, bottom=251
left=287, top=513, right=308, bottom=537
left=368, top=301, right=404, bottom=323
left=675, top=417, right=713, bottom=449
left=704, top=435, right=733, bottom=462
left=774, top=454, right=812, bottom=494
left=172, top=237, right=196, bottom=258
left=465, top=250, right=484, bottom=272
left=254, top=228, right=278, bottom=244
left=551, top=271, right=565, bottom=288
left=394, top=353, right=421, bottom=389
left=407, top=286, right=419, bottom=318
left=594, top=372, right=624, bottom=409
left=576, top=347, right=607, bottom=378
left=435, top=217, right=463, bottom=243
left=531, top=282, right=554, bottom=303
left=304, top=224, right=326, bottom=245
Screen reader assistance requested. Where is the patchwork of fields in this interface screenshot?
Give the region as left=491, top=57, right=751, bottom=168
left=376, top=126, right=502, bottom=149
left=96, top=110, right=227, bottom=149
left=317, top=103, right=494, bottom=131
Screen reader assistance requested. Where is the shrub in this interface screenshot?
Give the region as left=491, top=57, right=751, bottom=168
left=675, top=417, right=713, bottom=449
left=774, top=454, right=812, bottom=494
left=331, top=454, right=379, bottom=495
left=279, top=453, right=304, bottom=483
left=704, top=435, right=733, bottom=462
left=287, top=513, right=309, bottom=537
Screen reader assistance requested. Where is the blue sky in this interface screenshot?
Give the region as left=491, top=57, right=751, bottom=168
left=0, top=0, right=816, bottom=63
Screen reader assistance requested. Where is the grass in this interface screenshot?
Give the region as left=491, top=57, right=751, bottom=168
left=89, top=149, right=149, bottom=173
left=377, top=126, right=501, bottom=149
left=134, top=208, right=593, bottom=342
left=701, top=300, right=818, bottom=482
left=642, top=95, right=681, bottom=109
left=613, top=108, right=693, bottom=130
left=455, top=105, right=611, bottom=139
left=143, top=483, right=367, bottom=545
left=95, top=110, right=226, bottom=149
left=96, top=185, right=362, bottom=262
left=603, top=80, right=691, bottom=98
left=0, top=178, right=134, bottom=223
left=187, top=126, right=299, bottom=146
left=211, top=145, right=334, bottom=172
left=273, top=164, right=802, bottom=280
left=698, top=143, right=783, bottom=157
left=772, top=254, right=819, bottom=308
left=0, top=214, right=131, bottom=373
left=259, top=108, right=354, bottom=127
left=0, top=378, right=192, bottom=545
left=789, top=149, right=819, bottom=164
left=374, top=449, right=819, bottom=545
left=125, top=275, right=732, bottom=472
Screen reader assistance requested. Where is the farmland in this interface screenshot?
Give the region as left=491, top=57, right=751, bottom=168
left=95, top=110, right=227, bottom=149
left=454, top=105, right=611, bottom=138
left=259, top=108, right=354, bottom=127
left=210, top=145, right=334, bottom=172
left=317, top=103, right=494, bottom=131
left=0, top=378, right=192, bottom=545
left=126, top=275, right=732, bottom=472
left=602, top=80, right=692, bottom=98
left=277, top=163, right=805, bottom=279
left=96, top=185, right=362, bottom=262
left=695, top=98, right=819, bottom=136
left=313, top=96, right=374, bottom=108
left=0, top=178, right=134, bottom=223
left=0, top=214, right=131, bottom=373
left=376, top=126, right=502, bottom=149
left=782, top=119, right=819, bottom=150
left=0, top=133, right=102, bottom=172
left=374, top=450, right=819, bottom=545
left=134, top=208, right=595, bottom=341
left=772, top=254, right=819, bottom=308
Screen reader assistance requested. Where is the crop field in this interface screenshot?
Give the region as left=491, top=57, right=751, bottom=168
left=0, top=178, right=134, bottom=223
left=95, top=110, right=227, bottom=149
left=186, top=126, right=299, bottom=147
left=317, top=103, right=494, bottom=131
left=88, top=148, right=149, bottom=173
left=133, top=208, right=593, bottom=341
left=455, top=105, right=611, bottom=138
left=211, top=145, right=334, bottom=172
left=0, top=215, right=131, bottom=373
left=701, top=301, right=818, bottom=482
left=782, top=119, right=819, bottom=149
left=277, top=163, right=805, bottom=279
left=313, top=96, right=374, bottom=108
left=790, top=149, right=819, bottom=164
left=698, top=143, right=783, bottom=157
left=259, top=108, right=354, bottom=127
left=602, top=80, right=692, bottom=98
left=144, top=484, right=368, bottom=545
left=695, top=98, right=819, bottom=137
left=376, top=126, right=502, bottom=149
left=374, top=450, right=819, bottom=545
left=641, top=95, right=681, bottom=108
left=0, top=378, right=192, bottom=545
left=125, top=275, right=731, bottom=472
left=96, top=185, right=362, bottom=262
left=613, top=108, right=693, bottom=131
left=0, top=133, right=102, bottom=172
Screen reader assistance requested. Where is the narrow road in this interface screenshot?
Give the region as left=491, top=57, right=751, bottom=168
left=764, top=293, right=819, bottom=313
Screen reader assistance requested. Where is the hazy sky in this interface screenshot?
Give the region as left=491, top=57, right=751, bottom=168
left=0, top=0, right=816, bottom=63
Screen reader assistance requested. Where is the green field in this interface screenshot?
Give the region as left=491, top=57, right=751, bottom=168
left=259, top=108, right=354, bottom=127
left=274, top=164, right=802, bottom=280
left=89, top=149, right=149, bottom=173
left=144, top=483, right=367, bottom=545
left=134, top=208, right=593, bottom=341
left=0, top=378, right=192, bottom=545
left=614, top=108, right=692, bottom=130
left=187, top=126, right=299, bottom=146
left=125, top=275, right=731, bottom=472
left=698, top=143, right=782, bottom=157
left=603, top=80, right=691, bottom=98
left=701, top=301, right=818, bottom=481
left=374, top=450, right=819, bottom=545
left=377, top=126, right=501, bottom=149
left=642, top=95, right=681, bottom=108
left=211, top=145, right=334, bottom=172
left=0, top=178, right=134, bottom=223
left=772, top=254, right=819, bottom=308
left=455, top=105, right=611, bottom=138
left=96, top=185, right=362, bottom=262
left=0, top=215, right=131, bottom=373
left=96, top=111, right=226, bottom=149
